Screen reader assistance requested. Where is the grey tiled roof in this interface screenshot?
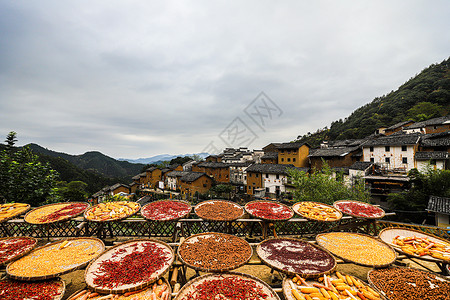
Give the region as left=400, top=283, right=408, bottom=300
left=349, top=161, right=374, bottom=170
left=385, top=120, right=414, bottom=131
left=420, top=132, right=450, bottom=147
left=180, top=172, right=209, bottom=183
left=415, top=151, right=449, bottom=160
left=110, top=183, right=129, bottom=190
left=146, top=166, right=158, bottom=172
left=166, top=171, right=190, bottom=178
left=327, top=139, right=365, bottom=147
left=427, top=196, right=450, bottom=214
left=363, top=133, right=421, bottom=146
left=309, top=146, right=360, bottom=157
left=197, top=162, right=230, bottom=168
left=406, top=115, right=450, bottom=129
left=261, top=152, right=278, bottom=159
left=246, top=163, right=308, bottom=175
left=276, top=141, right=309, bottom=150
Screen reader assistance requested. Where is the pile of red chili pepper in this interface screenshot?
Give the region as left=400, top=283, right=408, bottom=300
left=0, top=237, right=36, bottom=264
left=181, top=275, right=270, bottom=300
left=142, top=200, right=190, bottom=221
left=0, top=279, right=62, bottom=300
left=334, top=201, right=383, bottom=218
left=246, top=201, right=293, bottom=220
left=37, top=203, right=89, bottom=223
left=93, top=242, right=170, bottom=289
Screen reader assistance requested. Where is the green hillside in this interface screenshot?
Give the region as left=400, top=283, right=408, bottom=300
left=27, top=144, right=145, bottom=180
left=297, top=57, right=450, bottom=147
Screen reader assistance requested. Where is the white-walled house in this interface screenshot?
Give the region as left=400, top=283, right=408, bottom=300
left=362, top=133, right=421, bottom=173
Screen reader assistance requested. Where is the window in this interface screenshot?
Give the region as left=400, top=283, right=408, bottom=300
left=370, top=157, right=374, bottom=163
left=281, top=158, right=284, bottom=162
left=293, top=158, right=296, bottom=162
left=402, top=157, right=408, bottom=164
left=385, top=146, right=390, bottom=152
left=402, top=145, right=407, bottom=151
left=266, top=188, right=270, bottom=193
left=385, top=157, right=390, bottom=164
left=287, top=158, right=291, bottom=162
left=370, top=146, right=374, bottom=152
left=276, top=174, right=280, bottom=179
left=255, top=174, right=259, bottom=178
left=248, top=173, right=252, bottom=177
left=266, top=174, right=269, bottom=178
left=248, top=186, right=252, bottom=190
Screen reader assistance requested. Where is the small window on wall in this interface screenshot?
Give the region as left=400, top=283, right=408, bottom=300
left=281, top=158, right=284, bottom=162
left=402, top=157, right=408, bottom=164
left=293, top=158, right=296, bottom=162
left=370, top=146, right=374, bottom=152
left=287, top=158, right=291, bottom=162
left=385, top=146, right=390, bottom=152
left=370, top=157, right=374, bottom=163
left=265, top=188, right=270, bottom=193
left=266, top=174, right=269, bottom=178
left=385, top=157, right=390, bottom=164
left=276, top=174, right=280, bottom=179
left=402, top=145, right=407, bottom=151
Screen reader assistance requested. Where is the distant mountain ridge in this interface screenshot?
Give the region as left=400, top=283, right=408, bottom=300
left=118, top=152, right=210, bottom=164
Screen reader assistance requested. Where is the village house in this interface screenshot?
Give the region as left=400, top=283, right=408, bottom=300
left=260, top=152, right=278, bottom=164
left=383, top=120, right=415, bottom=136
left=145, top=167, right=162, bottom=188
left=415, top=131, right=450, bottom=171
left=192, top=162, right=230, bottom=183
left=245, top=164, right=308, bottom=198
left=276, top=142, right=310, bottom=168
left=165, top=171, right=190, bottom=191
left=179, top=172, right=213, bottom=197
left=427, top=196, right=450, bottom=228
left=229, top=161, right=253, bottom=193
left=91, top=183, right=130, bottom=204
left=308, top=146, right=362, bottom=170
left=404, top=115, right=450, bottom=134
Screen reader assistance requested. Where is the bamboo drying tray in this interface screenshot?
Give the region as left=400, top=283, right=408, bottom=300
left=194, top=199, right=244, bottom=221
left=67, top=277, right=172, bottom=300
left=24, top=202, right=89, bottom=224
left=316, top=232, right=397, bottom=268
left=367, top=266, right=450, bottom=300
left=6, top=237, right=105, bottom=281
left=245, top=200, right=294, bottom=221
left=0, top=236, right=38, bottom=266
left=378, top=227, right=450, bottom=263
left=256, top=237, right=336, bottom=278
left=292, top=201, right=342, bottom=222
left=141, top=199, right=191, bottom=222
left=84, top=239, right=174, bottom=294
left=333, top=200, right=385, bottom=219
left=0, top=203, right=30, bottom=223
left=84, top=201, right=140, bottom=222
left=283, top=271, right=386, bottom=300
left=177, top=232, right=252, bottom=272
left=0, top=277, right=65, bottom=300
left=173, top=272, right=281, bottom=300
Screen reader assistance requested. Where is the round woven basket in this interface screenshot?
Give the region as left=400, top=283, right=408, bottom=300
left=245, top=200, right=294, bottom=221
left=194, top=199, right=244, bottom=221
left=333, top=200, right=385, bottom=219
left=84, top=238, right=174, bottom=294
left=378, top=227, right=450, bottom=263
left=316, top=232, right=397, bottom=268
left=256, top=237, right=336, bottom=278
left=367, top=266, right=450, bottom=300
left=141, top=199, right=191, bottom=222
left=173, top=272, right=281, bottom=300
left=0, top=203, right=30, bottom=224
left=84, top=201, right=140, bottom=223
left=0, top=277, right=65, bottom=300
left=6, top=237, right=105, bottom=281
left=67, top=277, right=172, bottom=299
left=292, top=201, right=342, bottom=222
left=24, top=202, right=89, bottom=225
left=177, top=232, right=252, bottom=273
left=0, top=236, right=38, bottom=266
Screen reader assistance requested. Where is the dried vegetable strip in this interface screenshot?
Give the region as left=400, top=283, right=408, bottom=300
left=0, top=203, right=29, bottom=222
left=369, top=267, right=450, bottom=300
left=245, top=201, right=294, bottom=220
left=176, top=273, right=279, bottom=300
left=85, top=201, right=140, bottom=222
left=257, top=238, right=335, bottom=276
left=392, top=235, right=450, bottom=261
left=0, top=278, right=64, bottom=300
left=69, top=279, right=170, bottom=300
left=293, top=202, right=342, bottom=222
left=86, top=240, right=173, bottom=291
left=0, top=237, right=37, bottom=265
left=7, top=238, right=104, bottom=279
left=333, top=201, right=384, bottom=219
left=285, top=271, right=383, bottom=300
left=142, top=200, right=191, bottom=221
left=316, top=232, right=396, bottom=267
left=179, top=232, right=252, bottom=271
left=195, top=200, right=243, bottom=221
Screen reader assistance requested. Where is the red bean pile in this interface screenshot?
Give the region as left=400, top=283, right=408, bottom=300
left=369, top=267, right=450, bottom=300
left=195, top=200, right=243, bottom=221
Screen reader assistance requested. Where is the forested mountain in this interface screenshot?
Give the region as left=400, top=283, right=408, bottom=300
left=27, top=144, right=145, bottom=179
left=297, top=57, right=450, bottom=147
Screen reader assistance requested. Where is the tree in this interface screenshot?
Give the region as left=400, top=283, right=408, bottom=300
left=56, top=181, right=88, bottom=202
left=4, top=131, right=17, bottom=152
left=287, top=162, right=369, bottom=205
left=407, top=102, right=443, bottom=121
left=0, top=133, right=60, bottom=206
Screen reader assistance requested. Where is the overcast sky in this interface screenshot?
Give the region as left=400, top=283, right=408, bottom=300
left=1, top=1, right=449, bottom=159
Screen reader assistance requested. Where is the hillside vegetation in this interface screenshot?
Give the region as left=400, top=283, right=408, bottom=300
left=297, top=57, right=450, bottom=147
